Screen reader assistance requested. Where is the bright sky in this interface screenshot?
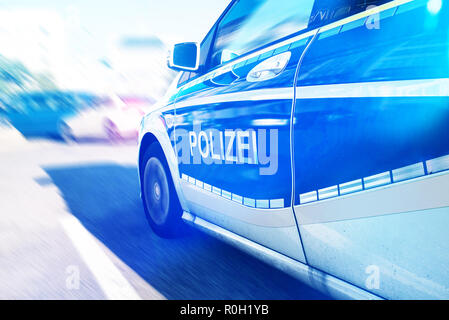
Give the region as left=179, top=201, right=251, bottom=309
left=0, top=0, right=230, bottom=92
left=0, top=0, right=230, bottom=62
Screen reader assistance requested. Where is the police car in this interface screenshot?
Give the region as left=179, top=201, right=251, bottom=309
left=138, top=0, right=449, bottom=299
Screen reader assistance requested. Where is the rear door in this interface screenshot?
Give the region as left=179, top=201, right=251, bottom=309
left=173, top=0, right=317, bottom=262
left=293, top=0, right=449, bottom=298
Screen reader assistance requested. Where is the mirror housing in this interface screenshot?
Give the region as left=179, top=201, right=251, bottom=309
left=167, top=42, right=199, bottom=72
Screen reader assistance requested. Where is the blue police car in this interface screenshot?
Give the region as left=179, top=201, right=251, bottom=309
left=138, top=0, right=449, bottom=299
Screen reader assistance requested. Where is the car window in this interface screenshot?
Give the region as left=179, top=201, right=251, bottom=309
left=211, top=0, right=315, bottom=68
left=308, top=0, right=391, bottom=28
left=210, top=0, right=393, bottom=68
left=198, top=25, right=217, bottom=71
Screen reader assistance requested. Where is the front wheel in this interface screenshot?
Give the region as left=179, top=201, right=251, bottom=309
left=141, top=143, right=183, bottom=237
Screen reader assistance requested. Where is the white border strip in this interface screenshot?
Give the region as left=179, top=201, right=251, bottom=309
left=296, top=169, right=449, bottom=225
left=182, top=173, right=286, bottom=209
left=175, top=87, right=292, bottom=108
left=175, top=78, right=449, bottom=109
left=297, top=152, right=449, bottom=223
left=296, top=79, right=449, bottom=98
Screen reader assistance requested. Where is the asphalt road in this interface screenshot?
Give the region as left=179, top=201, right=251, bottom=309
left=0, top=136, right=330, bottom=299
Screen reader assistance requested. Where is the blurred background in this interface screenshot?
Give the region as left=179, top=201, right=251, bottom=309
left=0, top=0, right=229, bottom=142
left=0, top=0, right=329, bottom=300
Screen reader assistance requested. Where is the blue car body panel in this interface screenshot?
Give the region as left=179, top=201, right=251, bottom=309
left=170, top=35, right=312, bottom=262
left=294, top=0, right=449, bottom=299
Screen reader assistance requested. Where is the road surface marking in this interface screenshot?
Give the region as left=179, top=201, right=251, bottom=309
left=60, top=215, right=142, bottom=300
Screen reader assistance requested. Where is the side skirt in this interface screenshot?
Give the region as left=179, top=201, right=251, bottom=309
left=182, top=211, right=384, bottom=300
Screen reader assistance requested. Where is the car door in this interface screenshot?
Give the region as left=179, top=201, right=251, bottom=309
left=293, top=0, right=449, bottom=298
left=172, top=0, right=318, bottom=262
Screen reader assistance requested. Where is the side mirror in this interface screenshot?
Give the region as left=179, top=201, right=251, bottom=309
left=167, top=42, right=199, bottom=72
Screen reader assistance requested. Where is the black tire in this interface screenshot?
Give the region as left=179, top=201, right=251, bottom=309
left=141, top=142, right=183, bottom=237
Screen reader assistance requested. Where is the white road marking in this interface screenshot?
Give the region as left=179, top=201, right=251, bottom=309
left=60, top=215, right=142, bottom=300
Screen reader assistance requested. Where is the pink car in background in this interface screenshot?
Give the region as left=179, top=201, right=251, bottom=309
left=62, top=95, right=155, bottom=142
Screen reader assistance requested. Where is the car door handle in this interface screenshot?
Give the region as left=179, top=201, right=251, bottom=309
left=211, top=67, right=239, bottom=86
left=247, top=51, right=291, bottom=82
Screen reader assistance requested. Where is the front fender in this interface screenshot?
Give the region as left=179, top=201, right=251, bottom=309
left=138, top=109, right=188, bottom=212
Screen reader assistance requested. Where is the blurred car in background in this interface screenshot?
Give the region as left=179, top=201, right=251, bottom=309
left=3, top=91, right=96, bottom=139
left=61, top=95, right=155, bottom=142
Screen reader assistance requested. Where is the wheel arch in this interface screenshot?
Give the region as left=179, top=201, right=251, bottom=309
left=138, top=129, right=188, bottom=212
left=138, top=132, right=158, bottom=178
